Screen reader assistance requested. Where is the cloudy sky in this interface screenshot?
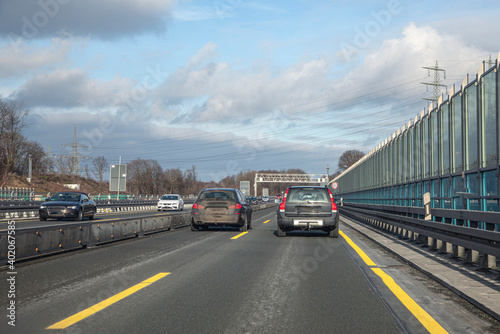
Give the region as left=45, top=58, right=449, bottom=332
left=1, top=0, right=499, bottom=181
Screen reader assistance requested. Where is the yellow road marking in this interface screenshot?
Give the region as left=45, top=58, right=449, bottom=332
left=340, top=230, right=449, bottom=334
left=339, top=230, right=376, bottom=266
left=372, top=268, right=449, bottom=334
left=47, top=272, right=170, bottom=329
left=231, top=232, right=248, bottom=239
left=263, top=220, right=270, bottom=224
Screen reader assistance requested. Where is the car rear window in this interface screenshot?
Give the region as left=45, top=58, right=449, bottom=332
left=161, top=195, right=179, bottom=200
left=198, top=191, right=236, bottom=201
left=51, top=193, right=80, bottom=201
left=286, top=188, right=329, bottom=204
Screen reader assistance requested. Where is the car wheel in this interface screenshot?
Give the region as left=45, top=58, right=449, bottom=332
left=89, top=209, right=96, bottom=220
left=277, top=225, right=286, bottom=237
left=247, top=214, right=252, bottom=229
left=75, top=210, right=83, bottom=221
left=39, top=217, right=46, bottom=221
left=239, top=219, right=248, bottom=232
left=191, top=223, right=198, bottom=231
left=328, top=226, right=339, bottom=238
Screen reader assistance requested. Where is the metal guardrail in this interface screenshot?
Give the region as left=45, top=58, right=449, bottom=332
left=340, top=202, right=500, bottom=227
left=0, top=212, right=192, bottom=266
left=0, top=200, right=163, bottom=220
left=0, top=187, right=199, bottom=202
left=339, top=203, right=500, bottom=274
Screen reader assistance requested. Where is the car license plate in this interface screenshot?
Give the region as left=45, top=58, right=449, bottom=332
left=208, top=208, right=225, bottom=213
left=293, top=220, right=323, bottom=226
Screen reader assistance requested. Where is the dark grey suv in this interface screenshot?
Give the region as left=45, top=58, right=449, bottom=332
left=39, top=191, right=96, bottom=221
left=276, top=186, right=339, bottom=238
left=191, top=188, right=252, bottom=232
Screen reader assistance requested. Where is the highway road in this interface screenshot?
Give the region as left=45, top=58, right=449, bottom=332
left=1, top=207, right=498, bottom=333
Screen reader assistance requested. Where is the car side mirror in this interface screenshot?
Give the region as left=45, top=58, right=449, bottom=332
left=83, top=198, right=89, bottom=202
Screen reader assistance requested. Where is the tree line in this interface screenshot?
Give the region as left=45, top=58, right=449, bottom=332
left=125, top=164, right=322, bottom=197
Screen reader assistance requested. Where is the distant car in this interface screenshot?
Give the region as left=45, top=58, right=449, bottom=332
left=39, top=192, right=96, bottom=221
left=158, top=194, right=184, bottom=211
left=246, top=196, right=258, bottom=205
left=262, top=196, right=269, bottom=202
left=275, top=193, right=282, bottom=204
left=191, top=188, right=252, bottom=232
left=276, top=186, right=339, bottom=238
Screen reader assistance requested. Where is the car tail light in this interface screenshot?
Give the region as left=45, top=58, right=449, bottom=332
left=192, top=203, right=204, bottom=209
left=279, top=188, right=289, bottom=212
left=327, top=189, right=337, bottom=212
left=229, top=203, right=242, bottom=209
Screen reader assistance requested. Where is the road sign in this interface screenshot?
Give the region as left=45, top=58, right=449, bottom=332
left=110, top=164, right=127, bottom=192
left=240, top=181, right=250, bottom=195
left=332, top=182, right=338, bottom=190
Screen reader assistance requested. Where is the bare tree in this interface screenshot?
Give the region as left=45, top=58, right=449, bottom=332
left=92, top=156, right=109, bottom=183
left=0, top=99, right=31, bottom=184
left=164, top=168, right=183, bottom=194
left=54, top=155, right=75, bottom=175
left=219, top=175, right=236, bottom=188
left=128, top=158, right=163, bottom=195
left=183, top=165, right=198, bottom=195
left=337, top=149, right=365, bottom=172
left=84, top=165, right=92, bottom=179
left=15, top=140, right=47, bottom=175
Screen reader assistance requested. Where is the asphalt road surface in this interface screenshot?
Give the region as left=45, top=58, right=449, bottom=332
left=1, top=207, right=497, bottom=333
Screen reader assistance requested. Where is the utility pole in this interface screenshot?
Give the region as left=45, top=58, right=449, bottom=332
left=59, top=125, right=93, bottom=175
left=486, top=54, right=495, bottom=69
left=27, top=154, right=32, bottom=183
left=421, top=61, right=447, bottom=103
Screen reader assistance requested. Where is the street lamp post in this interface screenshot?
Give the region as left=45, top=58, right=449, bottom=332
left=28, top=154, right=32, bottom=183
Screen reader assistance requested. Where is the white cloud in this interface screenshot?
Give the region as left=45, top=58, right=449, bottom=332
left=0, top=38, right=71, bottom=77
left=341, top=23, right=486, bottom=89
left=332, top=23, right=488, bottom=114
left=15, top=68, right=135, bottom=108
left=172, top=5, right=226, bottom=22
left=324, top=23, right=491, bottom=149
left=148, top=23, right=490, bottom=137
left=154, top=44, right=332, bottom=123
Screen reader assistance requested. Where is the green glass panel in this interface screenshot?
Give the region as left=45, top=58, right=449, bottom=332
left=481, top=71, right=497, bottom=168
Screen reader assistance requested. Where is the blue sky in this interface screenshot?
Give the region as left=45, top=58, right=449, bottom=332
left=1, top=0, right=499, bottom=181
